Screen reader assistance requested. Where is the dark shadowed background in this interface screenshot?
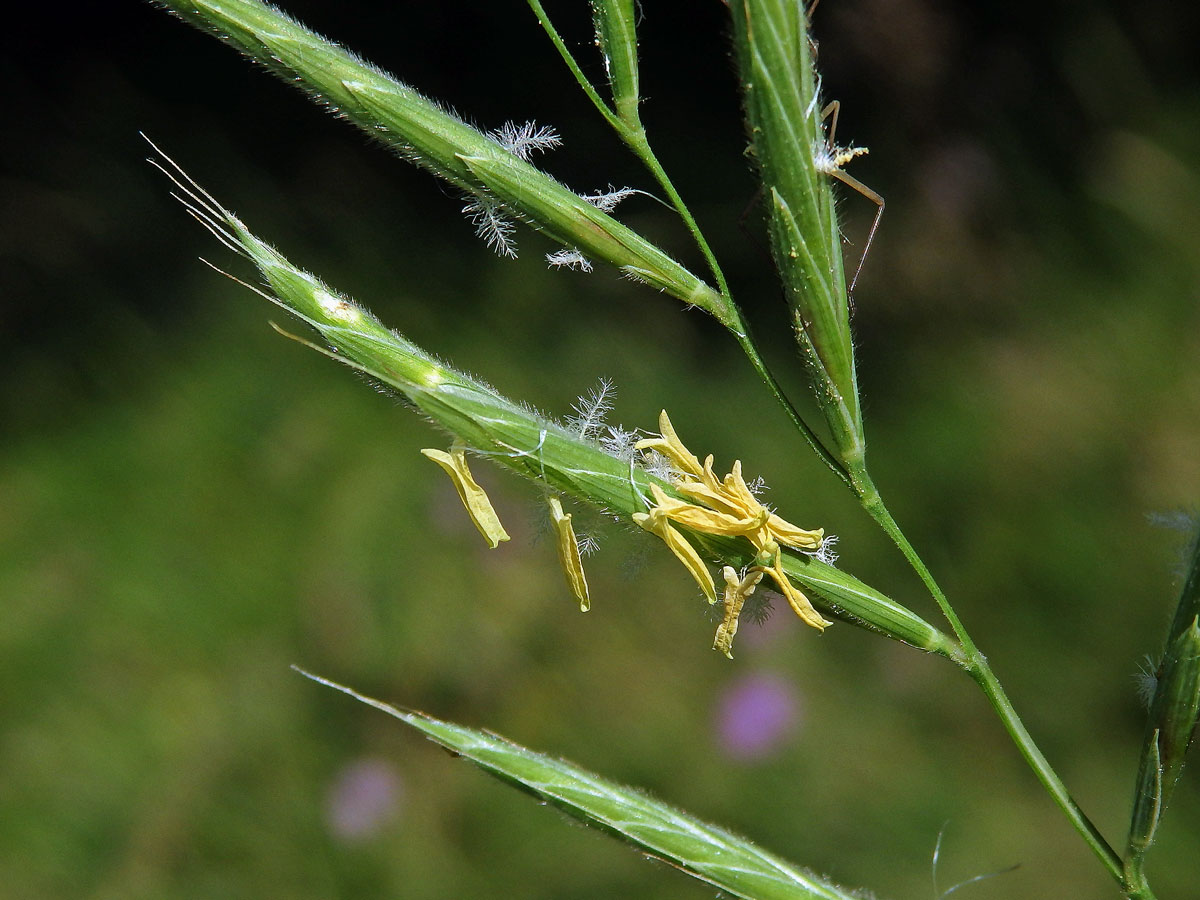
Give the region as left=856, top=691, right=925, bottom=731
left=2, top=2, right=1198, bottom=898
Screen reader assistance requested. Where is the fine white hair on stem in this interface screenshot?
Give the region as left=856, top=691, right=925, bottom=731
left=488, top=120, right=562, bottom=161
left=462, top=196, right=518, bottom=258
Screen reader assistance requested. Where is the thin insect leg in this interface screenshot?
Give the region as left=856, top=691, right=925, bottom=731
left=805, top=0, right=822, bottom=59
left=829, top=168, right=885, bottom=292
left=739, top=185, right=763, bottom=231
left=821, top=100, right=840, bottom=148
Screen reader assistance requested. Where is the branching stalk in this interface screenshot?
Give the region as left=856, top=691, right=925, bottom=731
left=527, top=0, right=845, bottom=484
left=851, top=465, right=1134, bottom=893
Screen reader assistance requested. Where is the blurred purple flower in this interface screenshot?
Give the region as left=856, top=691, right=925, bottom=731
left=715, top=672, right=801, bottom=761
left=326, top=757, right=403, bottom=841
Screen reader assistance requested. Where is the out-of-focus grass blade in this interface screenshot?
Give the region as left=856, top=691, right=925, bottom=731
left=1125, top=529, right=1200, bottom=877
left=296, top=668, right=864, bottom=900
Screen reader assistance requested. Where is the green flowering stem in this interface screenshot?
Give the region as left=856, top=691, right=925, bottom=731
left=730, top=0, right=867, bottom=469
left=609, top=128, right=852, bottom=485
left=155, top=142, right=944, bottom=658
left=526, top=0, right=626, bottom=135
left=525, top=0, right=733, bottom=327
left=155, top=0, right=732, bottom=323
left=1122, top=860, right=1158, bottom=900
left=159, top=0, right=848, bottom=480
left=693, top=529, right=961, bottom=659
left=726, top=0, right=1136, bottom=884
left=736, top=334, right=852, bottom=486
left=526, top=0, right=848, bottom=485
left=852, top=466, right=1131, bottom=892
left=588, top=0, right=640, bottom=127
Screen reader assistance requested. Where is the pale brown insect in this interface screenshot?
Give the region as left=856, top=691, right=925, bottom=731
left=815, top=99, right=885, bottom=293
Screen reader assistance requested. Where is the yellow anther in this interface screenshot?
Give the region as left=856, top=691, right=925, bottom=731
left=765, top=555, right=831, bottom=631
left=548, top=496, right=590, bottom=612
left=421, top=444, right=511, bottom=549
left=633, top=508, right=717, bottom=604
left=646, top=485, right=764, bottom=537
left=634, top=410, right=831, bottom=635
left=713, top=566, right=765, bottom=659
left=634, top=409, right=704, bottom=478
left=765, top=515, right=824, bottom=551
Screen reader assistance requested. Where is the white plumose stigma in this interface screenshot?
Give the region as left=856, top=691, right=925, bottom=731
left=546, top=249, right=593, bottom=272
left=489, top=120, right=562, bottom=162
left=599, top=424, right=639, bottom=463
left=815, top=534, right=840, bottom=566
left=1134, top=655, right=1160, bottom=709
left=580, top=186, right=639, bottom=213
left=462, top=196, right=518, bottom=258
left=640, top=448, right=676, bottom=484
left=566, top=378, right=615, bottom=440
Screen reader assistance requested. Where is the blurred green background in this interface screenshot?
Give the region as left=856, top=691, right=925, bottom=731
left=2, top=1, right=1198, bottom=898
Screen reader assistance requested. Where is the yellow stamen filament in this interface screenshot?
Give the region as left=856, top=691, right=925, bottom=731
left=421, top=444, right=511, bottom=549
left=548, top=496, right=590, bottom=612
